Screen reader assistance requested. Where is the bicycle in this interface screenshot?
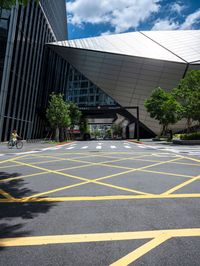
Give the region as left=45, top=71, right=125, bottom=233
left=7, top=139, right=23, bottom=149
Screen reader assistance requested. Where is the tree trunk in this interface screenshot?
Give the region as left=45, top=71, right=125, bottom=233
left=55, top=126, right=59, bottom=142
left=187, top=118, right=192, bottom=133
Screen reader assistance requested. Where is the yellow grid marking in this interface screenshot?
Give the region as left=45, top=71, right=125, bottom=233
left=12, top=160, right=149, bottom=197
left=0, top=227, right=199, bottom=247
left=1, top=150, right=199, bottom=201
left=140, top=169, right=193, bottom=179
left=0, top=154, right=29, bottom=164
left=2, top=227, right=198, bottom=264
left=0, top=189, right=15, bottom=200
left=162, top=174, right=200, bottom=195
left=111, top=235, right=170, bottom=266
left=9, top=156, right=182, bottom=199
left=0, top=171, right=48, bottom=183
left=1, top=193, right=200, bottom=203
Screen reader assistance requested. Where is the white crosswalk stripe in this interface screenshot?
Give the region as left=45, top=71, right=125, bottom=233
left=96, top=146, right=102, bottom=149
left=124, top=146, right=131, bottom=149
left=111, top=146, right=116, bottom=149
left=66, top=147, right=75, bottom=150
left=81, top=146, right=88, bottom=149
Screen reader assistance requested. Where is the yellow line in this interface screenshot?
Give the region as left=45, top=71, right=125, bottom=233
left=0, top=189, right=15, bottom=200
left=0, top=154, right=28, bottom=164
left=140, top=169, right=193, bottom=179
left=110, top=235, right=170, bottom=266
left=12, top=160, right=150, bottom=197
left=28, top=181, right=90, bottom=198
left=133, top=158, right=200, bottom=166
left=0, top=228, right=199, bottom=247
left=180, top=155, right=200, bottom=163
left=1, top=193, right=200, bottom=203
left=0, top=171, right=48, bottom=183
left=96, top=157, right=182, bottom=183
left=12, top=156, right=183, bottom=198
left=162, top=174, right=200, bottom=195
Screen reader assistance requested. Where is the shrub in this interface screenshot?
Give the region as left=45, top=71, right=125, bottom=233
left=180, top=132, right=200, bottom=140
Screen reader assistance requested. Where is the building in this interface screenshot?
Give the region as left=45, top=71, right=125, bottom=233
left=0, top=0, right=67, bottom=141
left=1, top=1, right=200, bottom=140
left=48, top=30, right=200, bottom=136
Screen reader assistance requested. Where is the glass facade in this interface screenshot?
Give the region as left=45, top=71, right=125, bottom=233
left=0, top=1, right=67, bottom=141
left=66, top=65, right=117, bottom=107
left=0, top=8, right=10, bottom=90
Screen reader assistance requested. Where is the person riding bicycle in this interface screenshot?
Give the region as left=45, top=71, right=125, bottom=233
left=11, top=129, right=19, bottom=146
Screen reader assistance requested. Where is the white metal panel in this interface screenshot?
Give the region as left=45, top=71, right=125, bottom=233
left=142, top=30, right=200, bottom=63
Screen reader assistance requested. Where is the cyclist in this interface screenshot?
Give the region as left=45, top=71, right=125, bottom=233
left=11, top=129, right=19, bottom=146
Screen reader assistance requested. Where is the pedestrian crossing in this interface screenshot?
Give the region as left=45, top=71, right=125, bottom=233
left=1, top=141, right=199, bottom=158
left=65, top=142, right=132, bottom=150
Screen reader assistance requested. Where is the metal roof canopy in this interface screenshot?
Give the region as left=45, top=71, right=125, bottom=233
left=79, top=106, right=140, bottom=141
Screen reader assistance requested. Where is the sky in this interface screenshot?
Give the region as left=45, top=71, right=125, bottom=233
left=66, top=0, right=200, bottom=40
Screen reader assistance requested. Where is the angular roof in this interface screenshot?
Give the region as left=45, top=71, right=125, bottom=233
left=51, top=30, right=200, bottom=63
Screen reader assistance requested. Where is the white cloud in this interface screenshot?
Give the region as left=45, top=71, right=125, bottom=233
left=67, top=0, right=161, bottom=33
left=170, top=2, right=185, bottom=14
left=152, top=19, right=179, bottom=30
left=180, top=9, right=200, bottom=29
left=152, top=8, right=200, bottom=30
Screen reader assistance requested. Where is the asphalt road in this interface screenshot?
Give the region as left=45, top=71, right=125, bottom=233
left=0, top=140, right=200, bottom=265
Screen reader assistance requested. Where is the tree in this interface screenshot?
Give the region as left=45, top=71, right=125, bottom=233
left=111, top=124, right=123, bottom=137
left=145, top=87, right=181, bottom=135
left=173, top=70, right=200, bottom=131
left=0, top=0, right=39, bottom=9
left=79, top=116, right=89, bottom=135
left=46, top=93, right=71, bottom=141
left=67, top=101, right=81, bottom=139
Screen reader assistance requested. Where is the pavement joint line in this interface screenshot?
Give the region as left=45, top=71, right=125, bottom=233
left=162, top=174, right=200, bottom=195
left=1, top=193, right=200, bottom=202
left=12, top=160, right=150, bottom=197
left=0, top=228, right=199, bottom=247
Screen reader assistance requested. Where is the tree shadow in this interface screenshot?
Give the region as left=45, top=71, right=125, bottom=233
left=0, top=171, right=55, bottom=251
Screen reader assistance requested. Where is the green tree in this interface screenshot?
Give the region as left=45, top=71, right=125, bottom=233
left=67, top=101, right=81, bottom=139
left=79, top=116, right=89, bottom=135
left=46, top=93, right=71, bottom=141
left=0, top=0, right=39, bottom=9
left=111, top=124, right=123, bottom=137
left=145, top=87, right=181, bottom=135
left=173, top=70, right=200, bottom=131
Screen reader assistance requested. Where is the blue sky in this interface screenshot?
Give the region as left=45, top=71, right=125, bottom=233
left=66, top=0, right=200, bottom=40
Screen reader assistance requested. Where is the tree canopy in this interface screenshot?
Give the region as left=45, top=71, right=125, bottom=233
left=145, top=87, right=181, bottom=135
left=0, top=0, right=39, bottom=9
left=46, top=93, right=71, bottom=141
left=173, top=70, right=200, bottom=129
left=67, top=101, right=81, bottom=130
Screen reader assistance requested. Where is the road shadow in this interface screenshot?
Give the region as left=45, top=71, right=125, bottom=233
left=0, top=171, right=55, bottom=251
